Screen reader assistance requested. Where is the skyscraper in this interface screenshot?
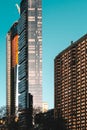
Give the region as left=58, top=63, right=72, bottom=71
left=18, top=0, right=42, bottom=110
left=6, top=22, right=18, bottom=116
left=54, top=34, right=87, bottom=130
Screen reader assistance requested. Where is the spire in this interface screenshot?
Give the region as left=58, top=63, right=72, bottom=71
left=15, top=4, right=20, bottom=15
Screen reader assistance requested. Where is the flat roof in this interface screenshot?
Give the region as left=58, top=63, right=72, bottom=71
left=55, top=33, right=87, bottom=60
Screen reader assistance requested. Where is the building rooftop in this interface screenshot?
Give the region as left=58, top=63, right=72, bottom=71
left=55, top=33, right=87, bottom=60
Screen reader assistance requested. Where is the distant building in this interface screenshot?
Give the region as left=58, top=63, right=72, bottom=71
left=42, top=102, right=48, bottom=113
left=6, top=22, right=18, bottom=116
left=54, top=34, right=87, bottom=129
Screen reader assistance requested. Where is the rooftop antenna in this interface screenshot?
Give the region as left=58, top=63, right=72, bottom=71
left=15, top=4, right=20, bottom=15
left=71, top=41, right=73, bottom=45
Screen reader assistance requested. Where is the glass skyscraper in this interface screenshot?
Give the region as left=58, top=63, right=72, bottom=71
left=18, top=0, right=42, bottom=111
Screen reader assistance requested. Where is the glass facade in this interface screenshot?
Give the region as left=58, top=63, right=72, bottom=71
left=18, top=0, right=42, bottom=109
left=28, top=0, right=42, bottom=108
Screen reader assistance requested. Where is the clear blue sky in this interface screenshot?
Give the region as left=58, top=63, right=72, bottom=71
left=0, top=0, right=87, bottom=109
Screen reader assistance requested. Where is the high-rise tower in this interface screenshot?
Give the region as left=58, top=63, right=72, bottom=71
left=18, top=0, right=42, bottom=110
left=6, top=22, right=18, bottom=116
left=54, top=34, right=87, bottom=130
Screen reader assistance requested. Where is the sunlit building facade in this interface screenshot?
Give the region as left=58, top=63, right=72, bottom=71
left=18, top=0, right=42, bottom=110
left=54, top=34, right=87, bottom=130
left=6, top=22, right=18, bottom=116
left=18, top=0, right=42, bottom=129
left=42, top=102, right=48, bottom=113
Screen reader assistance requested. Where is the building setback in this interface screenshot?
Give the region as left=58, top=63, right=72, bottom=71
left=18, top=0, right=42, bottom=110
left=6, top=22, right=18, bottom=116
left=54, top=34, right=87, bottom=130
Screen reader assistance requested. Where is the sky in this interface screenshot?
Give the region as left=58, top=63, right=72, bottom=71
left=0, top=0, right=87, bottom=109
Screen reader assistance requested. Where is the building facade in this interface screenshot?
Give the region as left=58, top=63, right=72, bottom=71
left=18, top=0, right=42, bottom=110
left=6, top=22, right=18, bottom=116
left=42, top=102, right=48, bottom=113
left=18, top=93, right=33, bottom=130
left=54, top=34, right=87, bottom=130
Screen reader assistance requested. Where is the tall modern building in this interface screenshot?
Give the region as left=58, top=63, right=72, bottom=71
left=6, top=22, right=18, bottom=116
left=18, top=0, right=42, bottom=111
left=54, top=34, right=87, bottom=130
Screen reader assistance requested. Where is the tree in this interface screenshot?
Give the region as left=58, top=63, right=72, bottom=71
left=32, top=107, right=42, bottom=129
left=0, top=106, right=6, bottom=118
left=0, top=106, right=19, bottom=130
left=33, top=107, right=42, bottom=118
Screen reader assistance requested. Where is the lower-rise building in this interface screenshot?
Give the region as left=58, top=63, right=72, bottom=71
left=42, top=102, right=48, bottom=113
